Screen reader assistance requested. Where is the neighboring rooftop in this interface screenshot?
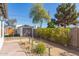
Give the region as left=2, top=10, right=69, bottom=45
left=17, top=25, right=33, bottom=28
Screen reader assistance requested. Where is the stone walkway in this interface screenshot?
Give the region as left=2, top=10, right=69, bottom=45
left=0, top=40, right=26, bottom=56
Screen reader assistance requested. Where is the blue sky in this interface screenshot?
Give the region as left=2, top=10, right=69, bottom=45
left=8, top=3, right=79, bottom=28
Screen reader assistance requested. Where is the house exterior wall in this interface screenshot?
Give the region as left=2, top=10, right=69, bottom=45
left=0, top=3, right=7, bottom=49
left=0, top=3, right=8, bottom=37
left=16, top=27, right=21, bottom=36
left=16, top=27, right=23, bottom=36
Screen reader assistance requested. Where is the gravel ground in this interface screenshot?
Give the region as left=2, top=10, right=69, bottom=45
left=0, top=37, right=78, bottom=56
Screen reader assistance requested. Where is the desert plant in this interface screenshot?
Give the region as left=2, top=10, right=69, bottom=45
left=34, top=42, right=46, bottom=55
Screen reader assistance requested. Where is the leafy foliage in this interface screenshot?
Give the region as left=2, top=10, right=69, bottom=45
left=6, top=28, right=15, bottom=36
left=5, top=19, right=17, bottom=36
left=35, top=28, right=71, bottom=45
left=47, top=19, right=57, bottom=28
left=5, top=19, right=16, bottom=27
left=35, top=42, right=46, bottom=54
left=30, top=4, right=51, bottom=27
left=55, top=3, right=79, bottom=27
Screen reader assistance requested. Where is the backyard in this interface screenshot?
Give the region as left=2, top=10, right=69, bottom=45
left=0, top=37, right=79, bottom=56
left=0, top=3, right=79, bottom=56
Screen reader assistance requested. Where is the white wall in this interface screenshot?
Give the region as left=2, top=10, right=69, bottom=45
left=0, top=20, right=4, bottom=49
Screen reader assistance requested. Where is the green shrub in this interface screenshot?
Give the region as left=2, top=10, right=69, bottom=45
left=35, top=42, right=46, bottom=54
left=4, top=35, right=13, bottom=37
left=5, top=34, right=20, bottom=37
left=51, top=28, right=70, bottom=45
left=35, top=28, right=71, bottom=46
left=14, top=34, right=20, bottom=37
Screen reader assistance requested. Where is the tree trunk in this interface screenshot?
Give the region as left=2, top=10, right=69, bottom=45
left=40, top=22, right=42, bottom=28
left=58, top=24, right=60, bottom=27
left=40, top=20, right=43, bottom=28
left=63, top=24, right=66, bottom=28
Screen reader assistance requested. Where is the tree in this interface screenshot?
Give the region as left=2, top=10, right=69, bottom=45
left=5, top=19, right=16, bottom=28
left=55, top=3, right=79, bottom=28
left=6, top=27, right=15, bottom=36
left=5, top=19, right=16, bottom=36
left=47, top=19, right=57, bottom=28
left=30, top=4, right=51, bottom=28
left=72, top=20, right=79, bottom=25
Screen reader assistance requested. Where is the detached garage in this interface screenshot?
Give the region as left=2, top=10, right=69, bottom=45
left=16, top=25, right=33, bottom=37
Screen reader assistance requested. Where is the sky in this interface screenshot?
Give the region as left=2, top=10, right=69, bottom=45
left=8, top=3, right=79, bottom=28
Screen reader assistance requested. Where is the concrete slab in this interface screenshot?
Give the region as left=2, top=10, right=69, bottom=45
left=0, top=41, right=26, bottom=56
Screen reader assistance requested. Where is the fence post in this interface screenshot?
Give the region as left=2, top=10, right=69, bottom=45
left=32, top=39, right=34, bottom=47
left=48, top=47, right=51, bottom=56
left=29, top=36, right=31, bottom=44
left=49, top=47, right=51, bottom=56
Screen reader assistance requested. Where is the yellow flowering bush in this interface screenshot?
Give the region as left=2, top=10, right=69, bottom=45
left=35, top=28, right=71, bottom=46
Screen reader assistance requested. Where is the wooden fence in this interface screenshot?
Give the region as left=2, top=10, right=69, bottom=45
left=70, top=28, right=79, bottom=48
